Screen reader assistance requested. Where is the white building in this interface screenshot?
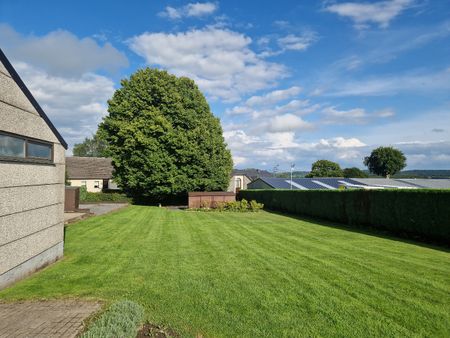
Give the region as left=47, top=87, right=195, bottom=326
left=66, top=156, right=119, bottom=192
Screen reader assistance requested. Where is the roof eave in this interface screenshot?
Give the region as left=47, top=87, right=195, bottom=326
left=0, top=48, right=68, bottom=149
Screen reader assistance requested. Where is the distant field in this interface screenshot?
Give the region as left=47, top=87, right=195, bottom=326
left=1, top=206, right=449, bottom=337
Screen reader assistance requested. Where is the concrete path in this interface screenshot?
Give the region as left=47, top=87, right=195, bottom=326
left=80, top=203, right=128, bottom=216
left=0, top=300, right=101, bottom=338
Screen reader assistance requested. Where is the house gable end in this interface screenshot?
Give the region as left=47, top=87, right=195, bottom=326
left=0, top=49, right=68, bottom=149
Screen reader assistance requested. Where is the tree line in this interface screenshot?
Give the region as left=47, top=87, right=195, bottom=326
left=305, top=147, right=406, bottom=178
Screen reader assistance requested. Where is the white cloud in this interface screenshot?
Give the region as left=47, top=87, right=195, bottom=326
left=224, top=126, right=369, bottom=169
left=226, top=98, right=318, bottom=119
left=245, top=86, right=302, bottom=106
left=375, top=108, right=395, bottom=117
left=394, top=140, right=450, bottom=169
left=128, top=28, right=287, bottom=102
left=13, top=62, right=115, bottom=148
left=277, top=32, right=318, bottom=51
left=267, top=114, right=313, bottom=132
left=159, top=2, right=218, bottom=19
left=0, top=24, right=128, bottom=76
left=323, top=106, right=367, bottom=123
left=325, top=0, right=414, bottom=29
left=318, top=137, right=366, bottom=148
left=225, top=107, right=450, bottom=170
left=326, top=68, right=450, bottom=96
left=187, top=2, right=218, bottom=16
left=226, top=106, right=254, bottom=115
left=322, top=106, right=395, bottom=124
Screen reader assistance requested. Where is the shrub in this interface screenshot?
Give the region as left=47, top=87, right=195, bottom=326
left=240, top=199, right=249, bottom=211
left=249, top=200, right=264, bottom=212
left=80, top=192, right=132, bottom=203
left=79, top=185, right=88, bottom=201
left=192, top=199, right=263, bottom=212
left=215, top=201, right=226, bottom=212
left=238, top=189, right=450, bottom=244
left=226, top=201, right=241, bottom=212
left=200, top=200, right=210, bottom=209
left=81, top=300, right=144, bottom=338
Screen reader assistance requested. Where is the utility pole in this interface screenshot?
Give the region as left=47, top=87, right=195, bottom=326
left=273, top=164, right=279, bottom=177
left=290, top=163, right=295, bottom=190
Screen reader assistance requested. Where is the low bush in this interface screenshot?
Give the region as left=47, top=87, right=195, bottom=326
left=81, top=300, right=144, bottom=338
left=193, top=199, right=263, bottom=212
left=81, top=191, right=132, bottom=203
left=239, top=189, right=450, bottom=244
left=79, top=185, right=88, bottom=201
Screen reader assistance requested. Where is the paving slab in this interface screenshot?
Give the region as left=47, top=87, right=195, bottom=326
left=0, top=300, right=101, bottom=338
left=64, top=212, right=88, bottom=223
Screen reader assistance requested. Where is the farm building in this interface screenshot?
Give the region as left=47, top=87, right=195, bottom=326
left=248, top=177, right=368, bottom=190
left=0, top=49, right=67, bottom=289
left=350, top=178, right=450, bottom=189
left=247, top=177, right=450, bottom=190
left=66, top=156, right=119, bottom=192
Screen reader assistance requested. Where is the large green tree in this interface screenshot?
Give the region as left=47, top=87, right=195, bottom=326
left=343, top=167, right=368, bottom=178
left=364, top=146, right=406, bottom=178
left=99, top=68, right=233, bottom=199
left=306, top=160, right=343, bottom=177
left=73, top=133, right=108, bottom=157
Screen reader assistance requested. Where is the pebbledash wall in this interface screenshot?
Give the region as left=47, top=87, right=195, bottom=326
left=0, top=49, right=67, bottom=290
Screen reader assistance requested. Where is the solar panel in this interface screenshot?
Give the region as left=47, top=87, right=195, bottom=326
left=252, top=177, right=372, bottom=190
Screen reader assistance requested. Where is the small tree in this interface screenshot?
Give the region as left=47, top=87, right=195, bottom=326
left=65, top=169, right=71, bottom=186
left=343, top=167, right=368, bottom=178
left=306, top=160, right=343, bottom=177
left=364, top=146, right=406, bottom=178
left=73, top=133, right=108, bottom=157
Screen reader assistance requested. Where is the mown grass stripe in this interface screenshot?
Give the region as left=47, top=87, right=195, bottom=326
left=1, top=206, right=448, bottom=337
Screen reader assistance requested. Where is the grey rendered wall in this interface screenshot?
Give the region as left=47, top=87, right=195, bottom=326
left=0, top=61, right=65, bottom=290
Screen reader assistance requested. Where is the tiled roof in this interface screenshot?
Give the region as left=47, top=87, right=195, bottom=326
left=66, top=157, right=114, bottom=179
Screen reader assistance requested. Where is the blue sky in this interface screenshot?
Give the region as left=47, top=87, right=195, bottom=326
left=1, top=0, right=449, bottom=170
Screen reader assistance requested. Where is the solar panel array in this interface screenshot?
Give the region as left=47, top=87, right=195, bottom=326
left=249, top=177, right=369, bottom=190
left=248, top=177, right=450, bottom=190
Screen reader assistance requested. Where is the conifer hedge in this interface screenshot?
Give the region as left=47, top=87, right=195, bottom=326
left=238, top=189, right=450, bottom=244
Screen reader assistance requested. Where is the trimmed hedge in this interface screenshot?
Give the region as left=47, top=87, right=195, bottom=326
left=239, top=189, right=450, bottom=244
left=81, top=192, right=132, bottom=203
left=81, top=300, right=144, bottom=338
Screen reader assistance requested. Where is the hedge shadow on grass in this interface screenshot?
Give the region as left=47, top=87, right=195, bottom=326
left=263, top=208, right=450, bottom=253
left=131, top=193, right=188, bottom=206
left=239, top=189, right=450, bottom=247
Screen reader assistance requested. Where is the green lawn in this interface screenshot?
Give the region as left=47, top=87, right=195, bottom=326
left=1, top=206, right=449, bottom=337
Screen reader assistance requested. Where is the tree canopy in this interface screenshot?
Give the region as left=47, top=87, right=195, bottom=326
left=98, top=68, right=233, bottom=200
left=343, top=167, right=368, bottom=178
left=306, top=160, right=343, bottom=177
left=73, top=133, right=108, bottom=157
left=364, top=146, right=406, bottom=178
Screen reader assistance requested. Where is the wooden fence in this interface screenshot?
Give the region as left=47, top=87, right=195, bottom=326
left=188, top=192, right=235, bottom=208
